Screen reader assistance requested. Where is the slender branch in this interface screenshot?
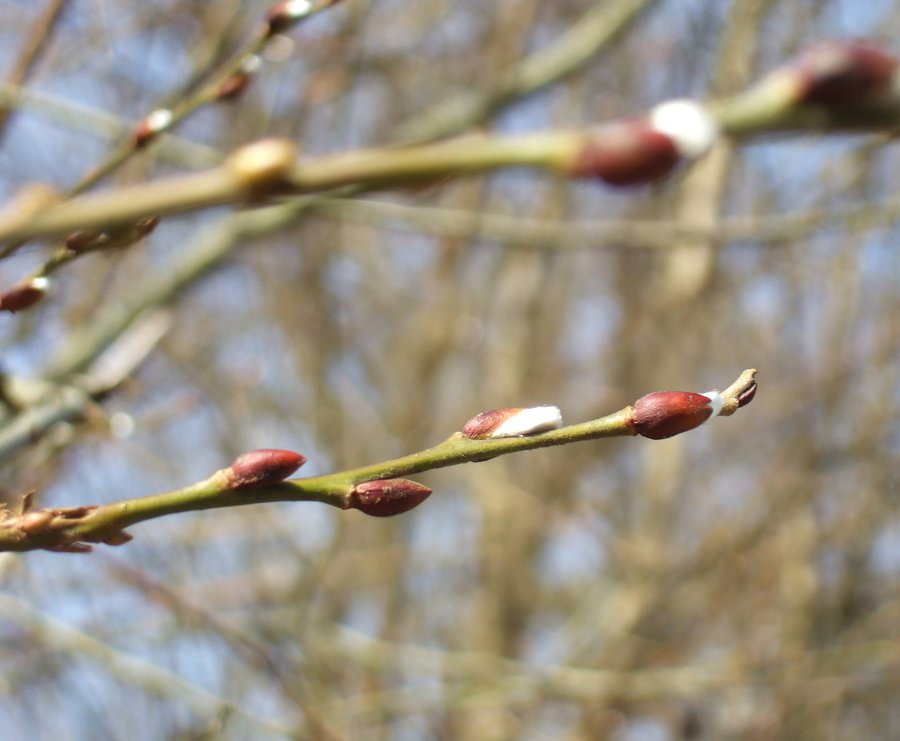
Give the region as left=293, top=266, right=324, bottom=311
left=0, top=593, right=297, bottom=736
left=1, top=39, right=898, bottom=249
left=0, top=84, right=223, bottom=169
left=0, top=310, right=172, bottom=457
left=0, top=37, right=896, bottom=296
left=0, top=133, right=581, bottom=243
left=0, top=370, right=757, bottom=554
left=395, top=0, right=660, bottom=142
left=314, top=191, right=900, bottom=250
left=0, top=0, right=346, bottom=268
left=0, top=0, right=69, bottom=140
left=69, top=0, right=347, bottom=196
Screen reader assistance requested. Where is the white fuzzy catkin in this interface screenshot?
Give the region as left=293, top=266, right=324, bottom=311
left=490, top=406, right=563, bottom=438
left=144, top=108, right=173, bottom=133
left=700, top=390, right=725, bottom=420
left=649, top=99, right=719, bottom=158
left=282, top=0, right=314, bottom=18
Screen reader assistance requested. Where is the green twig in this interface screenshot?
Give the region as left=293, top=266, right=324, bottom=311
left=0, top=369, right=757, bottom=554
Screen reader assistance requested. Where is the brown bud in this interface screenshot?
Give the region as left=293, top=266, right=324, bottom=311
left=226, top=448, right=307, bottom=490
left=0, top=277, right=50, bottom=313
left=568, top=119, right=680, bottom=186
left=105, top=215, right=161, bottom=247
left=218, top=73, right=252, bottom=101
left=65, top=229, right=104, bottom=252
left=67, top=216, right=160, bottom=254
left=793, top=40, right=897, bottom=106
left=135, top=215, right=161, bottom=237
left=217, top=55, right=262, bottom=101
left=349, top=479, right=432, bottom=517
left=628, top=391, right=721, bottom=440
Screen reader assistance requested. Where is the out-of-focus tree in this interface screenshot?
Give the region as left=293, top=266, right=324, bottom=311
left=0, top=0, right=896, bottom=739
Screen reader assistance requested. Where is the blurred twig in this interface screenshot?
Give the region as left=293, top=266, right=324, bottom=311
left=0, top=593, right=297, bottom=737
left=0, top=0, right=69, bottom=140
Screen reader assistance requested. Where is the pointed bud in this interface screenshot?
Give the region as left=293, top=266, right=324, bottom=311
left=134, top=215, right=161, bottom=237
left=349, top=479, right=432, bottom=517
left=792, top=40, right=897, bottom=106
left=569, top=119, right=681, bottom=186
left=66, top=216, right=159, bottom=254
left=218, top=56, right=262, bottom=101
left=132, top=108, right=173, bottom=148
left=0, top=276, right=50, bottom=313
left=569, top=101, right=717, bottom=187
left=628, top=390, right=724, bottom=440
left=226, top=448, right=307, bottom=490
left=462, top=405, right=562, bottom=439
left=218, top=73, right=251, bottom=101
left=65, top=229, right=104, bottom=252
left=104, top=215, right=160, bottom=247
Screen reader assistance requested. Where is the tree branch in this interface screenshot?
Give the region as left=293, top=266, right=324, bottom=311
left=0, top=370, right=757, bottom=554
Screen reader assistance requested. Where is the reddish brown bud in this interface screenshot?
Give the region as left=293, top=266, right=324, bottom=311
left=0, top=277, right=50, bottom=313
left=217, top=56, right=262, bottom=101
left=67, top=216, right=160, bottom=254
left=569, top=119, right=681, bottom=186
left=218, top=73, right=252, bottom=101
left=793, top=40, right=897, bottom=106
left=349, top=479, right=432, bottom=517
left=629, top=390, right=723, bottom=440
left=134, top=215, right=161, bottom=237
left=226, top=448, right=307, bottom=490
left=65, top=229, right=104, bottom=252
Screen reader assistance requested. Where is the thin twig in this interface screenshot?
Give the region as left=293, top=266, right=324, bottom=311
left=0, top=369, right=757, bottom=553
